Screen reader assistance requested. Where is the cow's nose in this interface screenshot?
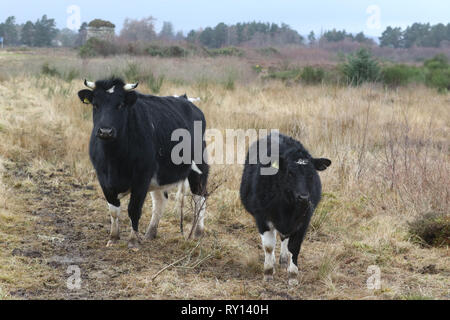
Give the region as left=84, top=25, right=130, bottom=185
left=97, top=127, right=115, bottom=139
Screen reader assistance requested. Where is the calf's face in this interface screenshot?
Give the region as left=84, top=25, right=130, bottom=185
left=78, top=80, right=138, bottom=141
left=278, top=156, right=331, bottom=203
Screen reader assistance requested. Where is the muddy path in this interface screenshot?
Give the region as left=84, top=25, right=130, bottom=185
left=3, top=159, right=300, bottom=300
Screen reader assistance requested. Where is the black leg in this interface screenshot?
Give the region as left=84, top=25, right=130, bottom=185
left=287, top=217, right=311, bottom=285
left=127, top=187, right=149, bottom=250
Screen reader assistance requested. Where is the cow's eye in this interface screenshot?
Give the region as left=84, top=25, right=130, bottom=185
left=118, top=103, right=124, bottom=109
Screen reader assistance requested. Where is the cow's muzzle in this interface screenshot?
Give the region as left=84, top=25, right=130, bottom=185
left=97, top=127, right=116, bottom=140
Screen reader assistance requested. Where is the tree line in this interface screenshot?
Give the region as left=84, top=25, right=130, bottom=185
left=0, top=15, right=449, bottom=49
left=379, top=23, right=450, bottom=48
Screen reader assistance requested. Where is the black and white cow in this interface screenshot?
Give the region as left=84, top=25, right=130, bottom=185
left=240, top=133, right=331, bottom=285
left=78, top=78, right=209, bottom=249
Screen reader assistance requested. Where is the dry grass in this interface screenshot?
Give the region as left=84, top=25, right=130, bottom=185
left=0, top=51, right=448, bottom=300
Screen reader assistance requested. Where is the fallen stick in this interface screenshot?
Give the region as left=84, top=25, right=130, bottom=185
left=151, top=240, right=202, bottom=281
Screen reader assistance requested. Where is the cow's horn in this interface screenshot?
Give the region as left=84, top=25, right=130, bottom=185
left=84, top=79, right=96, bottom=89
left=123, top=82, right=139, bottom=91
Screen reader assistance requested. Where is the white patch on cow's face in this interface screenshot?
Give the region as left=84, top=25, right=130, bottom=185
left=191, top=161, right=203, bottom=174
left=296, top=159, right=309, bottom=165
left=261, top=227, right=276, bottom=280
left=106, top=86, right=115, bottom=94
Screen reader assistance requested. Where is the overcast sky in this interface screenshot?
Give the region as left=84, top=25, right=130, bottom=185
left=1, top=0, right=449, bottom=37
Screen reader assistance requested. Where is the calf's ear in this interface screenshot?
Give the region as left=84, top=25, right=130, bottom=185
left=312, top=158, right=332, bottom=171
left=78, top=90, right=93, bottom=104
left=125, top=91, right=138, bottom=107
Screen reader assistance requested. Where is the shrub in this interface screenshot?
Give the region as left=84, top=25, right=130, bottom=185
left=223, top=74, right=236, bottom=91
left=146, top=72, right=165, bottom=94
left=208, top=47, right=244, bottom=57
left=64, top=69, right=80, bottom=83
left=257, top=47, right=280, bottom=56
left=299, top=66, right=326, bottom=85
left=341, top=48, right=381, bottom=86
left=267, top=68, right=301, bottom=81
left=124, top=63, right=140, bottom=82
left=382, top=64, right=424, bottom=88
left=424, top=54, right=450, bottom=92
left=252, top=64, right=263, bottom=74
left=41, top=63, right=60, bottom=77
left=408, top=212, right=450, bottom=247
left=165, top=45, right=187, bottom=57
left=145, top=45, right=188, bottom=58
left=79, top=38, right=118, bottom=58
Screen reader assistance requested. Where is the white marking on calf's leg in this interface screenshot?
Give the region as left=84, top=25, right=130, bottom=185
left=106, top=203, right=120, bottom=247
left=193, top=194, right=206, bottom=238
left=280, top=238, right=289, bottom=268
left=261, top=228, right=277, bottom=281
left=145, top=191, right=168, bottom=240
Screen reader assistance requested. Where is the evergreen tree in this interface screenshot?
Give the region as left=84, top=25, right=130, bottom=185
left=379, top=26, right=403, bottom=48
left=0, top=16, right=19, bottom=45
left=308, top=31, right=316, bottom=45
left=21, top=21, right=35, bottom=46
left=33, top=15, right=58, bottom=46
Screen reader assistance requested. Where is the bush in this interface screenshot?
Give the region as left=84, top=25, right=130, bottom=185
left=267, top=68, right=301, bottom=81
left=382, top=64, right=424, bottom=88
left=145, top=45, right=188, bottom=58
left=252, top=64, right=263, bottom=74
left=64, top=69, right=80, bottom=83
left=299, top=66, right=326, bottom=85
left=146, top=72, right=164, bottom=94
left=424, top=54, right=450, bottom=92
left=408, top=212, right=450, bottom=247
left=341, top=48, right=381, bottom=86
left=257, top=47, right=280, bottom=56
left=124, top=63, right=140, bottom=82
left=223, top=74, right=236, bottom=91
left=79, top=38, right=118, bottom=58
left=208, top=47, right=244, bottom=57
left=41, top=63, right=60, bottom=77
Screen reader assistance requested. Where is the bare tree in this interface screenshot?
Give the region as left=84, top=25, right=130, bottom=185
left=120, top=16, right=157, bottom=42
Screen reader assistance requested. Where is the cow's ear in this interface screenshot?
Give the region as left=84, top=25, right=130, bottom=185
left=125, top=91, right=138, bottom=107
left=312, top=158, right=331, bottom=171
left=78, top=90, right=93, bottom=104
